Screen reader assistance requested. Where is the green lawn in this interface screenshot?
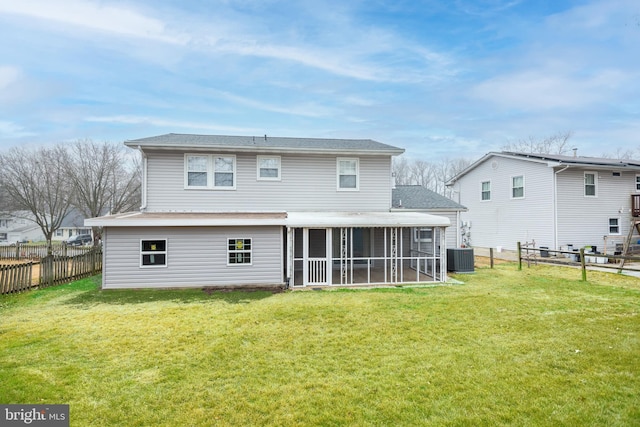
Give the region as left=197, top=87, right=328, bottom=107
left=1, top=264, right=639, bottom=426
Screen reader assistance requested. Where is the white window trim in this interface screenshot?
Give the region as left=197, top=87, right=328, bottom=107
left=336, top=157, right=359, bottom=191
left=635, top=174, right=640, bottom=192
left=184, top=154, right=236, bottom=190
left=256, top=155, right=281, bottom=181
left=511, top=175, right=525, bottom=199
left=584, top=171, right=598, bottom=197
left=227, top=237, right=253, bottom=266
left=608, top=217, right=621, bottom=235
left=140, top=238, right=168, bottom=268
left=480, top=180, right=491, bottom=202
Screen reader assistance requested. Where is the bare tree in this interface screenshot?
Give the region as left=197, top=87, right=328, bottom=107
left=0, top=146, right=73, bottom=254
left=600, top=147, right=637, bottom=160
left=392, top=156, right=411, bottom=186
left=502, top=131, right=573, bottom=155
left=65, top=140, right=141, bottom=242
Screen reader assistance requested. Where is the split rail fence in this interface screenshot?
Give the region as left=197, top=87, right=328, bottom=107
left=517, top=241, right=640, bottom=281
left=0, top=248, right=102, bottom=295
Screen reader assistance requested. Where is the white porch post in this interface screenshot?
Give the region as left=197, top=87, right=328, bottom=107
left=441, top=227, right=447, bottom=282
left=286, top=227, right=293, bottom=288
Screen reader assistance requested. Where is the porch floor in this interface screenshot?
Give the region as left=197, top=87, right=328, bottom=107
left=293, top=264, right=439, bottom=287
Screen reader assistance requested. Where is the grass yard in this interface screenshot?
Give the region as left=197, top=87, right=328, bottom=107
left=1, top=264, right=639, bottom=426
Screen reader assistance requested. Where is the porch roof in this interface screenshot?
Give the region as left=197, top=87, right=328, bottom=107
left=86, top=211, right=450, bottom=228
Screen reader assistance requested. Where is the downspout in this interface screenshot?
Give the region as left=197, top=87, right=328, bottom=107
left=138, top=146, right=148, bottom=212
left=553, top=165, right=570, bottom=250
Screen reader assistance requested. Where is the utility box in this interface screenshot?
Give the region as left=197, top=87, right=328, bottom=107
left=447, top=248, right=475, bottom=273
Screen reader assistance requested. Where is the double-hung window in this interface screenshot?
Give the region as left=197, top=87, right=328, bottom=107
left=337, top=158, right=359, bottom=191
left=584, top=172, right=597, bottom=197
left=609, top=218, right=620, bottom=235
left=228, top=238, right=252, bottom=265
left=141, top=239, right=167, bottom=267
left=511, top=175, right=524, bottom=199
left=185, top=154, right=236, bottom=189
left=636, top=175, right=640, bottom=192
left=257, top=156, right=281, bottom=180
left=481, top=181, right=491, bottom=201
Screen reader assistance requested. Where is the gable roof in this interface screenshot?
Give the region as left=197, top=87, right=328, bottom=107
left=392, top=185, right=466, bottom=211
left=125, top=133, right=404, bottom=156
left=447, top=151, right=640, bottom=185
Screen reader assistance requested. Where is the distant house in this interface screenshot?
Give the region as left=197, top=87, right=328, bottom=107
left=0, top=211, right=44, bottom=243
left=53, top=210, right=93, bottom=242
left=446, top=151, right=640, bottom=253
left=87, top=133, right=452, bottom=290
left=391, top=185, right=467, bottom=249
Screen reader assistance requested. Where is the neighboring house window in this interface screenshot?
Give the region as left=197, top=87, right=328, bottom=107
left=228, top=238, right=252, bottom=265
left=337, top=158, right=359, bottom=190
left=257, top=156, right=281, bottom=181
left=55, top=229, right=64, bottom=237
left=481, top=181, right=491, bottom=201
left=185, top=154, right=236, bottom=189
left=636, top=175, right=640, bottom=192
left=414, top=228, right=433, bottom=243
left=609, top=218, right=620, bottom=235
left=186, top=155, right=209, bottom=187
left=511, top=175, right=524, bottom=199
left=0, top=232, right=7, bottom=240
left=140, top=239, right=167, bottom=267
left=584, top=172, right=597, bottom=197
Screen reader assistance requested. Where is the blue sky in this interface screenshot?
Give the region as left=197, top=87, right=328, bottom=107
left=0, top=0, right=638, bottom=160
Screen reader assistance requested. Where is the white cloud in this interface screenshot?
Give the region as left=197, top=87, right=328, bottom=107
left=0, top=121, right=35, bottom=138
left=0, top=66, right=20, bottom=89
left=84, top=115, right=259, bottom=134
left=0, top=0, right=188, bottom=44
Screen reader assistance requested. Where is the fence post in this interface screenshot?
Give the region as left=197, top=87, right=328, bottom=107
left=489, top=247, right=494, bottom=268
left=580, top=248, right=587, bottom=281
left=15, top=242, right=20, bottom=260
left=517, top=241, right=522, bottom=271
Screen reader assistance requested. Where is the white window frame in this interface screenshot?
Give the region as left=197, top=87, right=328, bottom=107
left=227, top=238, right=252, bottom=266
left=337, top=158, right=359, bottom=191
left=256, top=155, right=281, bottom=181
left=608, top=218, right=621, bottom=235
left=635, top=174, right=640, bottom=192
left=584, top=171, right=597, bottom=197
left=511, top=175, right=525, bottom=199
left=184, top=154, right=236, bottom=190
left=140, top=239, right=168, bottom=268
left=481, top=180, right=491, bottom=201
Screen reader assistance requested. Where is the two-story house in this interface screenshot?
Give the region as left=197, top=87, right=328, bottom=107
left=86, top=134, right=451, bottom=289
left=446, top=151, right=640, bottom=254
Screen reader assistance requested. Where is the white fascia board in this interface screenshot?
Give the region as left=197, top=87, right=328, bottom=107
left=286, top=211, right=450, bottom=228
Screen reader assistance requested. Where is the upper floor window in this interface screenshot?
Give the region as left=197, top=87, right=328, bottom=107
left=481, top=181, right=491, bottom=201
left=185, top=154, right=236, bottom=190
left=337, top=158, right=359, bottom=191
left=257, top=156, right=281, bottom=181
left=609, top=218, right=620, bottom=235
left=636, top=175, right=640, bottom=192
left=511, top=175, right=524, bottom=199
left=584, top=172, right=597, bottom=197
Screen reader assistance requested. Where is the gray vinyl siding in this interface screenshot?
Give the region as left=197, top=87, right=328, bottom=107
left=456, top=157, right=555, bottom=251
left=145, top=151, right=392, bottom=212
left=102, top=226, right=283, bottom=289
left=556, top=169, right=635, bottom=252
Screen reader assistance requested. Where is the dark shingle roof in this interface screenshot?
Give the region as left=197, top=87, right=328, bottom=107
left=125, top=133, right=404, bottom=155
left=501, top=151, right=640, bottom=167
left=392, top=185, right=466, bottom=210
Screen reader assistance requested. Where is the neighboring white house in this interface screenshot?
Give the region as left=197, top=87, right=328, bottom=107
left=86, top=133, right=451, bottom=290
left=0, top=211, right=44, bottom=243
left=446, top=151, right=640, bottom=254
left=52, top=209, right=93, bottom=242
left=391, top=185, right=467, bottom=249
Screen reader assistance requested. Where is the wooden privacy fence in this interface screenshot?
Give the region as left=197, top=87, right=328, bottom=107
left=517, top=241, right=640, bottom=281
left=0, top=248, right=102, bottom=294
left=0, top=243, right=93, bottom=260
